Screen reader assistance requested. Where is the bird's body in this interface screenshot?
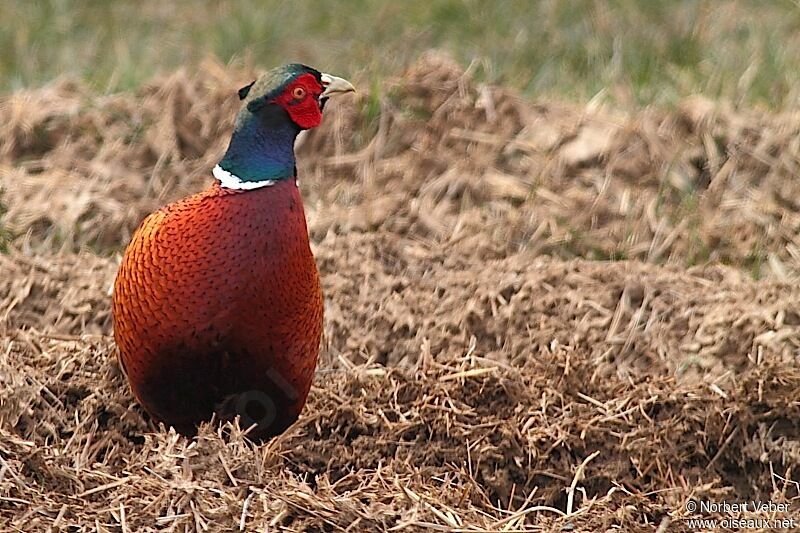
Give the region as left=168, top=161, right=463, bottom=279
left=112, top=64, right=354, bottom=439
left=113, top=180, right=322, bottom=436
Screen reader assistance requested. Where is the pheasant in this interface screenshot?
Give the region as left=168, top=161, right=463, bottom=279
left=112, top=64, right=354, bottom=439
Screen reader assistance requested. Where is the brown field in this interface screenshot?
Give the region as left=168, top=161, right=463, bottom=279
left=1, top=53, right=799, bottom=531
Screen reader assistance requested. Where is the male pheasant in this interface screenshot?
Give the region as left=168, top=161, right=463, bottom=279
left=112, top=64, right=354, bottom=439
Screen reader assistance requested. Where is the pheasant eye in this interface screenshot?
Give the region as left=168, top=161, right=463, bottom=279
left=292, top=87, right=306, bottom=100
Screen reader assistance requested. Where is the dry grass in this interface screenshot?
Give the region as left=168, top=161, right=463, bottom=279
left=1, top=54, right=799, bottom=530
left=2, top=238, right=799, bottom=531
left=4, top=54, right=800, bottom=276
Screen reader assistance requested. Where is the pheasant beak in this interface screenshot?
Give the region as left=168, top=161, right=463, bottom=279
left=320, top=73, right=356, bottom=98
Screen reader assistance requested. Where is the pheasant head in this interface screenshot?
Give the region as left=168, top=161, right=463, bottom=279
left=217, top=64, right=355, bottom=187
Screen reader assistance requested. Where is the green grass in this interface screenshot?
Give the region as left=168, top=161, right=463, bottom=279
left=3, top=0, right=800, bottom=107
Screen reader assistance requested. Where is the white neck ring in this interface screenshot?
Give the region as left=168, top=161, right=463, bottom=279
left=213, top=165, right=277, bottom=190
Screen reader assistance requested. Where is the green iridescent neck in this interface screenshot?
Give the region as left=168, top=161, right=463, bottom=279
left=218, top=106, right=298, bottom=182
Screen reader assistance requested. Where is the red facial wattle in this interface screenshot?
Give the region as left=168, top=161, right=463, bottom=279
left=272, top=73, right=324, bottom=129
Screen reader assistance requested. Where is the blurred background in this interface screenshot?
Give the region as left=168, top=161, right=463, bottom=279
left=3, top=0, right=800, bottom=107
left=3, top=0, right=800, bottom=276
